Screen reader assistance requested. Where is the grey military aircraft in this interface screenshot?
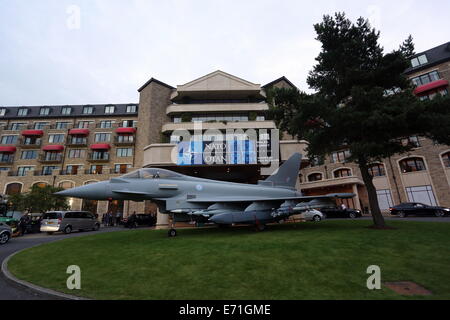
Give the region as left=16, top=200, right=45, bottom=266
left=56, top=153, right=354, bottom=236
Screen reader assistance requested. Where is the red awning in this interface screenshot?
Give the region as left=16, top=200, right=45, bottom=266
left=0, top=146, right=17, bottom=153
left=22, top=130, right=44, bottom=136
left=43, top=145, right=64, bottom=151
left=414, top=79, right=449, bottom=95
left=116, top=127, right=136, bottom=134
left=90, top=144, right=111, bottom=150
left=69, top=129, right=90, bottom=136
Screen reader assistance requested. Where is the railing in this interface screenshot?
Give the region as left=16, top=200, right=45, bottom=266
left=66, top=139, right=88, bottom=147
left=113, top=135, right=135, bottom=145
left=38, top=153, right=63, bottom=163
left=87, top=153, right=110, bottom=162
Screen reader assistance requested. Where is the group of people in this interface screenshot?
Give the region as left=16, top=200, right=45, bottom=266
left=101, top=211, right=123, bottom=227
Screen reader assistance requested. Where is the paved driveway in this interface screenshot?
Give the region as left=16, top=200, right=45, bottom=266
left=0, top=227, right=125, bottom=300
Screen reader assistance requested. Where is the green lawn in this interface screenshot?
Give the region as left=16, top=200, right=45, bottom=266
left=8, top=220, right=450, bottom=300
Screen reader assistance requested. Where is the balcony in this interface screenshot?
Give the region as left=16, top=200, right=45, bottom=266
left=161, top=120, right=276, bottom=133
left=166, top=103, right=269, bottom=115
left=18, top=138, right=42, bottom=148
left=113, top=135, right=135, bottom=146
left=414, top=79, right=449, bottom=95
left=38, top=153, right=63, bottom=164
left=87, top=153, right=110, bottom=163
left=0, top=158, right=14, bottom=165
left=66, top=138, right=88, bottom=147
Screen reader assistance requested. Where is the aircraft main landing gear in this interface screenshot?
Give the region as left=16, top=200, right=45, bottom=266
left=168, top=214, right=177, bottom=237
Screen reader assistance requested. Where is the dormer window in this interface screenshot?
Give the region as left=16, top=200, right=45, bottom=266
left=40, top=107, right=51, bottom=116
left=0, top=108, right=6, bottom=117
left=411, top=54, right=428, bottom=68
left=104, top=105, right=115, bottom=114
left=126, top=105, right=137, bottom=113
left=83, top=106, right=94, bottom=114
left=61, top=107, right=72, bottom=115
left=17, top=108, right=28, bottom=116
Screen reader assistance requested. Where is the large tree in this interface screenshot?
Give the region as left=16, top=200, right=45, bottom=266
left=8, top=185, right=69, bottom=213
left=268, top=13, right=450, bottom=228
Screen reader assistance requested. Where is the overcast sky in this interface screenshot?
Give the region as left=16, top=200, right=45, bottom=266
left=1, top=0, right=449, bottom=106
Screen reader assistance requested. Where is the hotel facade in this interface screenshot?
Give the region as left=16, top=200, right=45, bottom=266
left=1, top=42, right=449, bottom=221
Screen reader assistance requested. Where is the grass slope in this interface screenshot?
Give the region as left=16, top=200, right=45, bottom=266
left=8, top=220, right=450, bottom=300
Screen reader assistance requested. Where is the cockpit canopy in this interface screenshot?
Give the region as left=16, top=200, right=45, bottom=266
left=120, top=168, right=183, bottom=179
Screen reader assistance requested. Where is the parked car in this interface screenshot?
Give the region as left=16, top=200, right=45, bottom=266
left=302, top=209, right=324, bottom=222
left=25, top=213, right=43, bottom=234
left=0, top=222, right=12, bottom=244
left=0, top=211, right=23, bottom=236
left=320, top=207, right=362, bottom=219
left=390, top=203, right=450, bottom=218
left=124, top=214, right=157, bottom=228
left=41, top=211, right=100, bottom=235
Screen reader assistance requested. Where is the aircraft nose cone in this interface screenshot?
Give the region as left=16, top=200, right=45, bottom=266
left=55, top=182, right=108, bottom=200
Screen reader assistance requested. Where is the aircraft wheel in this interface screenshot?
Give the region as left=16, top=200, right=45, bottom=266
left=313, top=215, right=322, bottom=222
left=168, top=229, right=177, bottom=237
left=256, top=224, right=266, bottom=232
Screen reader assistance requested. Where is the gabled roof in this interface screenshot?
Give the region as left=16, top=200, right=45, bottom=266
left=176, top=70, right=261, bottom=92
left=138, top=77, right=175, bottom=92
left=405, top=41, right=450, bottom=75
left=262, top=76, right=297, bottom=89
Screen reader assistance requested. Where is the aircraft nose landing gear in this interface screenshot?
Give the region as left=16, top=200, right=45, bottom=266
left=168, top=229, right=177, bottom=237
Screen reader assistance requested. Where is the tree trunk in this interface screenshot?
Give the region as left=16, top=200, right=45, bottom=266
left=358, top=159, right=386, bottom=228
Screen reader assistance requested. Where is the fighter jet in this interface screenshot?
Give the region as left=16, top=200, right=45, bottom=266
left=56, top=153, right=354, bottom=236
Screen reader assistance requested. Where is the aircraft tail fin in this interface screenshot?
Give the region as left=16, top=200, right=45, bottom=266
left=262, top=153, right=302, bottom=189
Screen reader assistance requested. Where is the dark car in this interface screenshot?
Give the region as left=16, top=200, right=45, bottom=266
left=390, top=203, right=449, bottom=218
left=124, top=214, right=156, bottom=228
left=320, top=207, right=363, bottom=219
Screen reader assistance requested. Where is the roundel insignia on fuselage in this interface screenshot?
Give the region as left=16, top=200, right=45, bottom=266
left=196, top=184, right=203, bottom=191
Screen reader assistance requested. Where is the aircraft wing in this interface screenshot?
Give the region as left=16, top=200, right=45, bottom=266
left=187, top=193, right=355, bottom=203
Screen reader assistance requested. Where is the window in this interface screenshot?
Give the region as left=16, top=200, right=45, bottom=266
left=256, top=115, right=265, bottom=121
left=61, top=107, right=72, bottom=115
left=10, top=123, right=26, bottom=130
left=1, top=135, right=18, bottom=144
left=20, top=150, right=38, bottom=160
left=55, top=122, right=70, bottom=129
left=442, top=152, right=450, bottom=168
left=104, top=105, right=115, bottom=114
left=68, top=149, right=86, bottom=159
left=33, top=122, right=48, bottom=130
left=334, top=168, right=352, bottom=178
left=117, top=135, right=134, bottom=143
left=65, top=165, right=82, bottom=175
left=89, top=165, right=103, bottom=174
left=17, top=108, right=28, bottom=116
left=369, top=164, right=386, bottom=177
left=40, top=107, right=51, bottom=115
left=5, top=183, right=22, bottom=195
left=400, top=157, right=426, bottom=173
left=410, top=54, right=428, bottom=68
left=18, top=167, right=33, bottom=176
left=401, top=136, right=420, bottom=148
left=22, top=137, right=40, bottom=145
left=0, top=108, right=6, bottom=116
left=116, top=148, right=133, bottom=157
left=91, top=151, right=109, bottom=160
left=411, top=71, right=440, bottom=87
left=83, top=106, right=94, bottom=114
left=0, top=153, right=14, bottom=163
left=48, top=134, right=65, bottom=143
left=406, top=185, right=437, bottom=206
left=114, top=164, right=132, bottom=174
left=41, top=166, right=59, bottom=176
left=44, top=152, right=62, bottom=161
left=121, top=120, right=137, bottom=128
left=77, top=121, right=93, bottom=128
left=126, top=105, right=137, bottom=113
left=310, top=156, right=324, bottom=167
left=376, top=189, right=394, bottom=211
left=95, top=133, right=111, bottom=142
left=99, top=120, right=113, bottom=128
left=59, top=181, right=75, bottom=189
left=308, top=173, right=323, bottom=182
left=331, top=150, right=351, bottom=163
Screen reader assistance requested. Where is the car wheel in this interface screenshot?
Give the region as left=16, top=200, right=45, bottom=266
left=435, top=210, right=444, bottom=217
left=349, top=212, right=356, bottom=219
left=398, top=211, right=406, bottom=218
left=64, top=226, right=72, bottom=234
left=313, top=215, right=322, bottom=222
left=168, top=229, right=177, bottom=237
left=0, top=232, right=10, bottom=244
